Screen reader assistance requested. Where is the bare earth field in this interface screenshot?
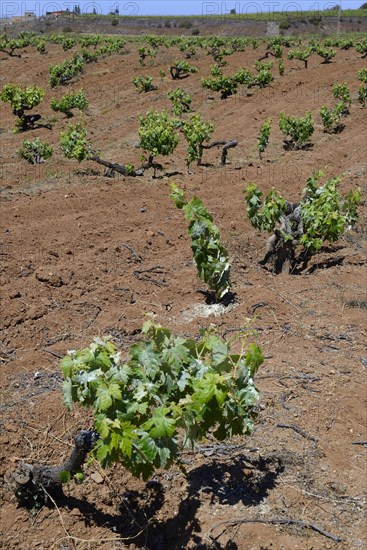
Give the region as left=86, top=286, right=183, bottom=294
left=0, top=35, right=366, bottom=550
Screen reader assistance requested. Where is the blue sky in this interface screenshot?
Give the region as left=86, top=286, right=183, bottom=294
left=1, top=0, right=363, bottom=18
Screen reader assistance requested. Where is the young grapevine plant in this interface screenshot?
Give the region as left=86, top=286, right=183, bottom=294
left=60, top=123, right=92, bottom=162
left=244, top=184, right=286, bottom=233
left=316, top=46, right=336, bottom=64
left=167, top=88, right=192, bottom=116
left=51, top=89, right=88, bottom=118
left=201, top=66, right=239, bottom=99
left=17, top=138, right=53, bottom=164
left=138, top=110, right=179, bottom=172
left=357, top=68, right=367, bottom=107
left=60, top=123, right=138, bottom=176
left=61, top=320, right=263, bottom=480
left=0, top=84, right=44, bottom=131
left=49, top=53, right=85, bottom=88
left=287, top=47, right=313, bottom=69
left=244, top=171, right=361, bottom=272
left=332, top=82, right=351, bottom=111
left=320, top=102, right=346, bottom=133
left=171, top=183, right=231, bottom=301
left=257, top=118, right=272, bottom=159
left=133, top=75, right=157, bottom=93
left=297, top=171, right=361, bottom=254
left=278, top=112, right=315, bottom=150
left=0, top=32, right=34, bottom=57
left=355, top=37, right=367, bottom=58
left=169, top=61, right=198, bottom=80
left=182, top=113, right=214, bottom=167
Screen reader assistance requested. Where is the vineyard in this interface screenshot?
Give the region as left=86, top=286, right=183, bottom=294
left=0, top=27, right=366, bottom=550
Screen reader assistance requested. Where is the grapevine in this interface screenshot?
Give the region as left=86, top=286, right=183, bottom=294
left=171, top=183, right=231, bottom=301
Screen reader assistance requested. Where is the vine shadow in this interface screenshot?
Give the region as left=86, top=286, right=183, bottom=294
left=53, top=453, right=283, bottom=549
left=197, top=289, right=237, bottom=306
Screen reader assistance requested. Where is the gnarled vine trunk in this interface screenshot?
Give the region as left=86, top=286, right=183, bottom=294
left=259, top=202, right=306, bottom=274
left=9, top=430, right=98, bottom=503
left=90, top=154, right=145, bottom=177
left=202, top=139, right=238, bottom=165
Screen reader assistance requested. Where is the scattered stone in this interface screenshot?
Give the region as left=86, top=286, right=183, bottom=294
left=35, top=267, right=64, bottom=287
left=90, top=472, right=104, bottom=484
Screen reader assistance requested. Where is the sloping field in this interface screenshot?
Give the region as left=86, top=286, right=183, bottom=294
left=0, top=33, right=366, bottom=549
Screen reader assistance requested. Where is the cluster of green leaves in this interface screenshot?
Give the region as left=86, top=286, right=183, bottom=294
left=0, top=83, right=44, bottom=113
left=332, top=82, right=351, bottom=105
left=357, top=68, right=367, bottom=107
left=201, top=64, right=253, bottom=99
left=79, top=34, right=101, bottom=49
left=0, top=31, right=34, bottom=57
left=50, top=89, right=88, bottom=117
left=48, top=33, right=69, bottom=45
left=34, top=38, right=47, bottom=54
left=46, top=34, right=125, bottom=60
left=201, top=68, right=238, bottom=99
left=201, top=61, right=272, bottom=97
left=133, top=75, right=157, bottom=93
left=278, top=112, right=315, bottom=149
left=323, top=37, right=354, bottom=50
left=251, top=66, right=273, bottom=88
left=265, top=38, right=284, bottom=59
left=320, top=102, right=346, bottom=133
left=316, top=46, right=336, bottom=63
left=49, top=53, right=85, bottom=87
left=355, top=37, right=367, bottom=57
left=17, top=138, right=53, bottom=164
left=61, top=320, right=263, bottom=479
left=96, top=37, right=126, bottom=57
left=181, top=113, right=214, bottom=167
left=257, top=118, right=272, bottom=159
left=61, top=37, right=77, bottom=51
left=169, top=61, right=198, bottom=79
left=278, top=60, right=285, bottom=76
left=60, top=122, right=92, bottom=162
left=80, top=49, right=98, bottom=64
left=287, top=47, right=313, bottom=68
left=178, top=41, right=197, bottom=59
left=0, top=84, right=44, bottom=131
left=357, top=68, right=367, bottom=83
left=254, top=61, right=273, bottom=72
left=299, top=171, right=361, bottom=253
left=167, top=88, right=192, bottom=116
left=244, top=184, right=287, bottom=232
left=245, top=172, right=361, bottom=255
left=138, top=110, right=179, bottom=165
left=171, top=184, right=231, bottom=301
left=234, top=67, right=253, bottom=85
left=205, top=45, right=233, bottom=66
left=138, top=46, right=157, bottom=65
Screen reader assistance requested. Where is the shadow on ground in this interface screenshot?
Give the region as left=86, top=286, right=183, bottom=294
left=53, top=453, right=283, bottom=549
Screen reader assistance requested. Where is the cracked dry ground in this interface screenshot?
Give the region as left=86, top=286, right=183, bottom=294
left=0, top=38, right=366, bottom=550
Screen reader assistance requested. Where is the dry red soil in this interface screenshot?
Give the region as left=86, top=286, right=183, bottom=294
left=0, top=36, right=366, bottom=550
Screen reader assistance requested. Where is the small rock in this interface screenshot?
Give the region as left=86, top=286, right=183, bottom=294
left=35, top=267, right=64, bottom=287
left=90, top=472, right=104, bottom=484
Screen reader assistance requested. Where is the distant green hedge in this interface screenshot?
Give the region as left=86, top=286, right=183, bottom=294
left=77, top=9, right=367, bottom=21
